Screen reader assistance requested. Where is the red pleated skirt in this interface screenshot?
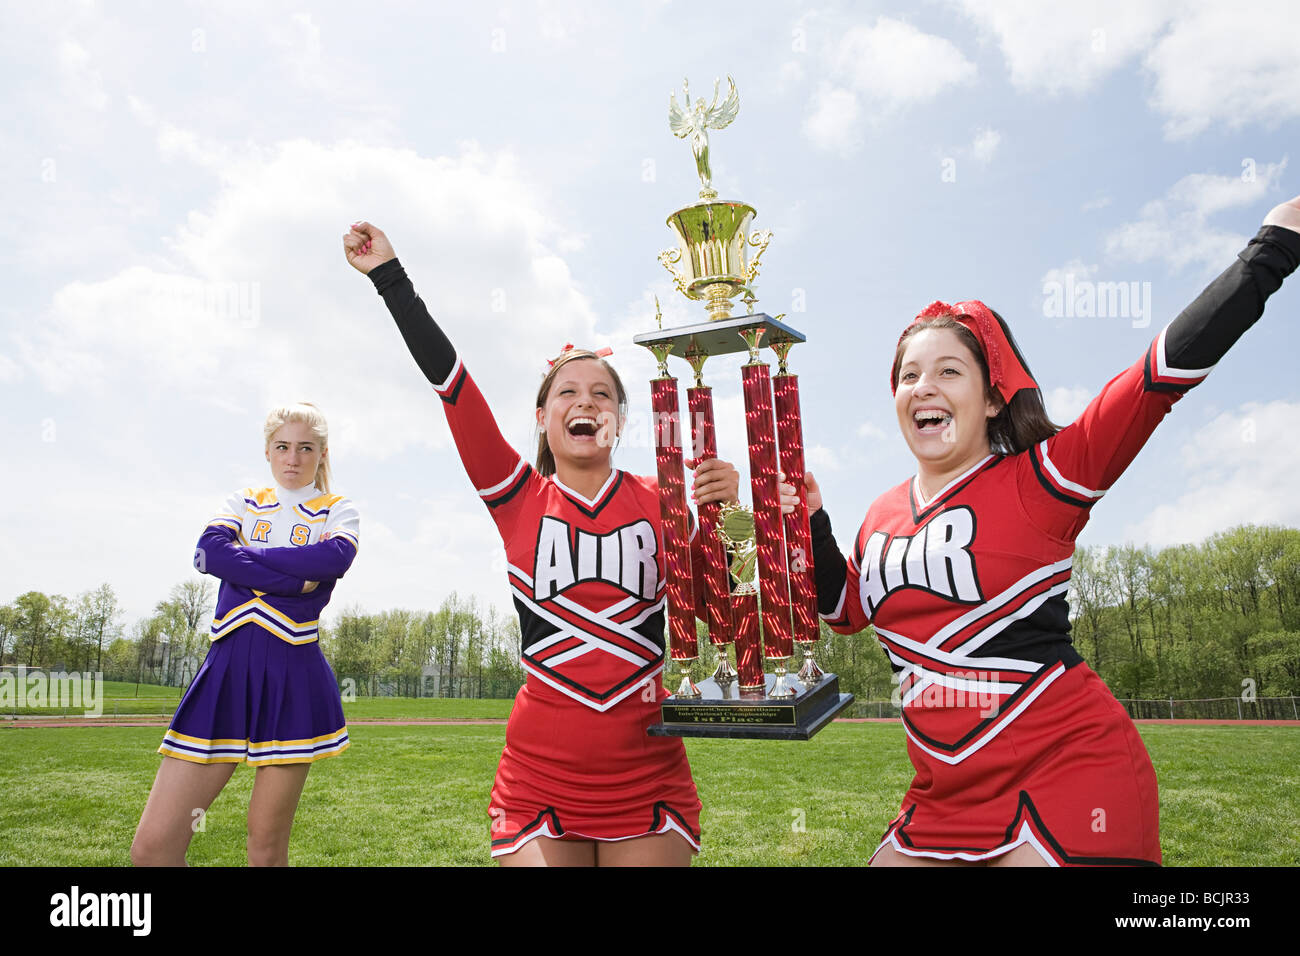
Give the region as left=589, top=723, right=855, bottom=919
left=488, top=676, right=701, bottom=858
left=874, top=661, right=1161, bottom=866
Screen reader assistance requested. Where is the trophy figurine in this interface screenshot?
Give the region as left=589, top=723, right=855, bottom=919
left=639, top=77, right=853, bottom=740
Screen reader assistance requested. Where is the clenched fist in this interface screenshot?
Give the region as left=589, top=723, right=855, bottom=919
left=343, top=221, right=398, bottom=275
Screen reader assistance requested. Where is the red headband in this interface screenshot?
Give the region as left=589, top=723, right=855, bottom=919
left=547, top=343, right=614, bottom=369
left=891, top=300, right=1037, bottom=403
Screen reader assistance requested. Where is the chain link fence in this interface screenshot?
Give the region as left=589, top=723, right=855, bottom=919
left=842, top=696, right=1299, bottom=721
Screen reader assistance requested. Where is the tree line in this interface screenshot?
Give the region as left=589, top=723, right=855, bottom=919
left=2, top=524, right=1295, bottom=702
left=0, top=581, right=525, bottom=698
left=318, top=594, right=525, bottom=698
left=1067, top=525, right=1299, bottom=700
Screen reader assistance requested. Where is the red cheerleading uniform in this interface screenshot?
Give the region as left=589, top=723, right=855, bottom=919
left=812, top=224, right=1300, bottom=865
left=368, top=259, right=702, bottom=858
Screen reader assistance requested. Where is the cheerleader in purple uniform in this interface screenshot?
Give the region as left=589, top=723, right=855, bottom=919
left=131, top=404, right=359, bottom=866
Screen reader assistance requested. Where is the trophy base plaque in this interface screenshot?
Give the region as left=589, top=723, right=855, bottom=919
left=648, top=673, right=854, bottom=740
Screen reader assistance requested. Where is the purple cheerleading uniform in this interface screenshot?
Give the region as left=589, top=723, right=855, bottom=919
left=159, top=482, right=360, bottom=765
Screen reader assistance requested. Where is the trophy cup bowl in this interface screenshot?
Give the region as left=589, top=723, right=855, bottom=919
left=661, top=200, right=771, bottom=322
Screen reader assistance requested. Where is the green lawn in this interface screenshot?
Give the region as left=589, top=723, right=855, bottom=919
left=1, top=678, right=184, bottom=717
left=2, top=679, right=517, bottom=718
left=0, top=723, right=1295, bottom=866
left=341, top=697, right=513, bottom=720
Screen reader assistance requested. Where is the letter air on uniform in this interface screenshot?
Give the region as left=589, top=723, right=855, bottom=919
left=924, top=507, right=978, bottom=601
left=534, top=516, right=577, bottom=599
left=860, top=507, right=981, bottom=614
left=619, top=520, right=658, bottom=599
left=534, top=517, right=659, bottom=601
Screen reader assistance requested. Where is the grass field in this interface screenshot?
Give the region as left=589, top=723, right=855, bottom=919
left=0, top=722, right=1296, bottom=866
left=2, top=675, right=520, bottom=718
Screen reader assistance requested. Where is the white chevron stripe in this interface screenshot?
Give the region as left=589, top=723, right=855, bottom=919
left=434, top=355, right=463, bottom=392
left=1155, top=325, right=1215, bottom=379
left=1037, top=441, right=1107, bottom=498
left=901, top=663, right=1067, bottom=765
left=478, top=457, right=527, bottom=498
left=923, top=556, right=1073, bottom=648
left=521, top=659, right=662, bottom=713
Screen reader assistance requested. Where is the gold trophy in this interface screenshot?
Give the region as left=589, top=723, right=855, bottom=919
left=639, top=77, right=852, bottom=740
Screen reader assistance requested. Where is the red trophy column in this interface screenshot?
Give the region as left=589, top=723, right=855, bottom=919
left=686, top=372, right=736, bottom=682
left=739, top=329, right=795, bottom=696
left=772, top=342, right=823, bottom=684
left=651, top=374, right=698, bottom=696
left=731, top=592, right=764, bottom=691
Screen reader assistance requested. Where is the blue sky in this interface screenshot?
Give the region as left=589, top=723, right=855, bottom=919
left=3, top=0, right=1299, bottom=626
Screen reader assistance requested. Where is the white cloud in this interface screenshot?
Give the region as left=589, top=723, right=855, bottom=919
left=951, top=0, right=1173, bottom=95
left=969, top=128, right=1001, bottom=165
left=1145, top=2, right=1300, bottom=139
left=805, top=444, right=841, bottom=472
left=1104, top=161, right=1287, bottom=272
left=952, top=1, right=1300, bottom=139
left=5, top=130, right=604, bottom=621
left=857, top=421, right=888, bottom=440
left=269, top=12, right=325, bottom=90
left=1125, top=401, right=1300, bottom=546
left=1041, top=258, right=1097, bottom=288
left=1082, top=196, right=1113, bottom=212
left=803, top=83, right=862, bottom=154
left=19, top=139, right=593, bottom=441
left=0, top=353, right=22, bottom=384
left=58, top=37, right=108, bottom=111
left=803, top=17, right=976, bottom=153
left=1044, top=386, right=1092, bottom=424
left=777, top=59, right=805, bottom=92
left=832, top=18, right=977, bottom=105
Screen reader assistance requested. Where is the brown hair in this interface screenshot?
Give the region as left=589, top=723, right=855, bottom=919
left=892, top=313, right=1059, bottom=456
left=534, top=351, right=628, bottom=477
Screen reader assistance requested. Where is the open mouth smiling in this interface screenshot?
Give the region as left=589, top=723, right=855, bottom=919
left=567, top=416, right=599, bottom=438
left=912, top=408, right=953, bottom=433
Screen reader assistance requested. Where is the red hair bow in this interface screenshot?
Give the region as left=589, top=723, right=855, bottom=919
left=892, top=300, right=1037, bottom=403
left=546, top=343, right=614, bottom=368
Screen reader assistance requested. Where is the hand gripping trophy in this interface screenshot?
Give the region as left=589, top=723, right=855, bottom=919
left=637, top=77, right=853, bottom=740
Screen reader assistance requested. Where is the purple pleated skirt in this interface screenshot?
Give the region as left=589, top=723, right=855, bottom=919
left=159, top=624, right=349, bottom=765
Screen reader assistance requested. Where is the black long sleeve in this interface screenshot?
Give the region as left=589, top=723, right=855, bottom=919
left=808, top=508, right=852, bottom=618
left=368, top=257, right=458, bottom=386
left=1163, top=225, right=1300, bottom=373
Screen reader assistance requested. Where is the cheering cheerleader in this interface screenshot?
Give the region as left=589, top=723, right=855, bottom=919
left=786, top=195, right=1300, bottom=865
left=344, top=221, right=738, bottom=866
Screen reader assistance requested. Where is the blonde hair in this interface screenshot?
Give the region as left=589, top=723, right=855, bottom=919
left=263, top=402, right=332, bottom=493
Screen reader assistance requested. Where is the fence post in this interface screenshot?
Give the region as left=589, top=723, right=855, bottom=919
left=1169, top=698, right=1174, bottom=719
left=1236, top=697, right=1243, bottom=720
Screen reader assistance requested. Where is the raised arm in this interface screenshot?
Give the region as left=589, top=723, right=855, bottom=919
left=1021, top=211, right=1300, bottom=541
left=344, top=223, right=535, bottom=535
